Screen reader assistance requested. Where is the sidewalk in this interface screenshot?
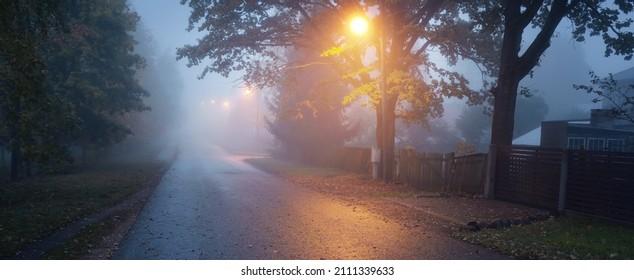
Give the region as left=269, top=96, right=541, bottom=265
left=243, top=158, right=551, bottom=231
left=385, top=196, right=551, bottom=227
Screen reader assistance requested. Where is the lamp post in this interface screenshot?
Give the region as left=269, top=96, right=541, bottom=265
left=350, top=11, right=389, bottom=182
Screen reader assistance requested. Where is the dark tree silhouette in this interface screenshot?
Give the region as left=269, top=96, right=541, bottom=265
left=266, top=48, right=358, bottom=163
left=464, top=0, right=634, bottom=147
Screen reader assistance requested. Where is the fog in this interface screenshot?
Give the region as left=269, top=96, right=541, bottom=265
left=128, top=0, right=270, bottom=155
left=128, top=1, right=633, bottom=155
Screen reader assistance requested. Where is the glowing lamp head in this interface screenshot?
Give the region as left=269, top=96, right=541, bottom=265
left=349, top=16, right=369, bottom=36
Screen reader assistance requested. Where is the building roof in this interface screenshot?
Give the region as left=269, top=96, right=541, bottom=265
left=613, top=66, right=634, bottom=81
left=512, top=126, right=541, bottom=146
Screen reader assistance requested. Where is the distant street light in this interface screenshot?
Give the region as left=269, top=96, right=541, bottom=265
left=349, top=12, right=389, bottom=182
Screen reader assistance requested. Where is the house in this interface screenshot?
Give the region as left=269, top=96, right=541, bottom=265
left=513, top=67, right=634, bottom=151
left=512, top=126, right=541, bottom=146
left=512, top=115, right=634, bottom=152
left=513, top=111, right=634, bottom=152
left=539, top=109, right=634, bottom=152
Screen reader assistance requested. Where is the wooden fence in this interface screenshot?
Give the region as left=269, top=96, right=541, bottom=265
left=449, top=153, right=488, bottom=195
left=493, top=146, right=563, bottom=211
left=565, top=150, right=634, bottom=222
left=398, top=149, right=487, bottom=195
left=334, top=145, right=634, bottom=223
left=491, top=145, right=634, bottom=223
left=325, top=147, right=371, bottom=173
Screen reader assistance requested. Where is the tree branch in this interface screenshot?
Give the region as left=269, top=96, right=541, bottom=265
left=518, top=0, right=545, bottom=29
left=403, top=0, right=444, bottom=53
left=517, top=0, right=569, bottom=79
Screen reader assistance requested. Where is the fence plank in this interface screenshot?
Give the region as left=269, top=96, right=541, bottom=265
left=447, top=153, right=487, bottom=195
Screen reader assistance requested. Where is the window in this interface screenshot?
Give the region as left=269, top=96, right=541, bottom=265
left=567, top=137, right=585, bottom=150
left=587, top=138, right=605, bottom=151
left=606, top=139, right=625, bottom=152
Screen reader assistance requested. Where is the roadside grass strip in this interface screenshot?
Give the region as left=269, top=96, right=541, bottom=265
left=454, top=216, right=634, bottom=259
left=0, top=160, right=165, bottom=259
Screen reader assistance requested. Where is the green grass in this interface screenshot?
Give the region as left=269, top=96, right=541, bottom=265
left=0, top=159, right=166, bottom=259
left=455, top=216, right=634, bottom=259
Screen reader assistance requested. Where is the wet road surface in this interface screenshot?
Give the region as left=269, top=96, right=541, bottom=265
left=115, top=139, right=505, bottom=259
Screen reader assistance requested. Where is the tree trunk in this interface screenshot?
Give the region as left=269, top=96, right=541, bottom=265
left=489, top=1, right=524, bottom=147
left=384, top=95, right=398, bottom=182
left=490, top=76, right=520, bottom=146
left=10, top=100, right=22, bottom=181
left=10, top=145, right=21, bottom=181
left=375, top=100, right=384, bottom=179
left=490, top=1, right=570, bottom=147
left=374, top=95, right=398, bottom=182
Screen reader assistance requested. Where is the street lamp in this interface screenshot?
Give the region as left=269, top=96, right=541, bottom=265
left=349, top=16, right=369, bottom=36
left=349, top=14, right=389, bottom=182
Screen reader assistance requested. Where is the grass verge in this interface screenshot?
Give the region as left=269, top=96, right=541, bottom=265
left=41, top=210, right=132, bottom=259
left=0, top=159, right=167, bottom=259
left=454, top=216, right=634, bottom=259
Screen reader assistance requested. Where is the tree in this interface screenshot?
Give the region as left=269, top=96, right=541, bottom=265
left=574, top=71, right=634, bottom=124
left=266, top=48, right=358, bottom=163
left=0, top=0, right=71, bottom=180
left=177, top=1, right=498, bottom=181
left=454, top=94, right=548, bottom=150
left=1, top=0, right=149, bottom=179
left=454, top=105, right=491, bottom=151
left=514, top=94, right=549, bottom=137
left=46, top=0, right=148, bottom=160
left=124, top=23, right=183, bottom=149
left=399, top=118, right=462, bottom=153
left=464, top=0, right=634, bottom=147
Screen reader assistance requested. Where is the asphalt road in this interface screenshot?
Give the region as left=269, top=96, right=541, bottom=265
left=115, top=138, right=504, bottom=260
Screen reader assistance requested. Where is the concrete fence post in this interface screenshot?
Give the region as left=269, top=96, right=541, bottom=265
left=371, top=146, right=381, bottom=180
left=484, top=144, right=497, bottom=199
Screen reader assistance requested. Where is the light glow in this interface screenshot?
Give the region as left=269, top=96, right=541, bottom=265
left=349, top=16, right=369, bottom=36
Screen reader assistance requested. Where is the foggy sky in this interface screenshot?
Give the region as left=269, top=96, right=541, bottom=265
left=130, top=0, right=245, bottom=104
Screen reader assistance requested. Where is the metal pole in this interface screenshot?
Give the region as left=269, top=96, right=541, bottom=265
left=380, top=0, right=388, bottom=182
left=256, top=91, right=260, bottom=152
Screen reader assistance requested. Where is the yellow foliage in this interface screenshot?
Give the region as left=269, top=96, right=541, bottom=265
left=320, top=45, right=352, bottom=57
left=456, top=141, right=476, bottom=156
